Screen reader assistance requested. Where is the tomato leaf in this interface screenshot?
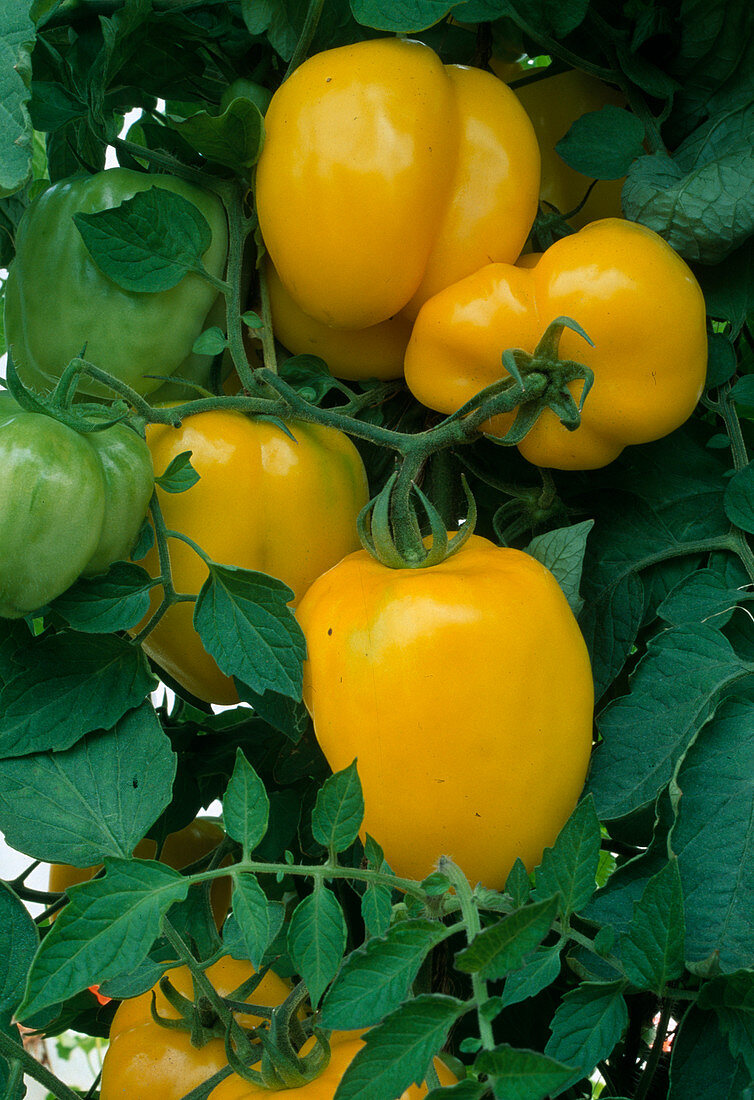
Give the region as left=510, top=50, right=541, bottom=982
left=287, top=880, right=347, bottom=1006
left=0, top=8, right=35, bottom=199
left=156, top=450, right=200, bottom=493
left=455, top=895, right=560, bottom=981
left=320, top=919, right=453, bottom=1030
left=74, top=187, right=214, bottom=292
left=235, top=682, right=310, bottom=743
left=620, top=860, right=685, bottom=993
left=657, top=559, right=751, bottom=629
left=556, top=105, right=645, bottom=180
left=473, top=1045, right=575, bottom=1100
left=195, top=564, right=305, bottom=701
left=311, top=760, right=365, bottom=854
left=169, top=98, right=264, bottom=172
left=361, top=881, right=394, bottom=939
left=532, top=795, right=602, bottom=919
left=724, top=462, right=754, bottom=533
left=526, top=520, right=593, bottom=617
left=669, top=696, right=754, bottom=973
left=230, top=875, right=284, bottom=971
left=669, top=1007, right=751, bottom=1100
left=334, top=994, right=466, bottom=1100
left=50, top=561, right=153, bottom=633
left=0, top=883, right=38, bottom=1025
left=222, top=749, right=269, bottom=859
left=0, top=631, right=156, bottom=758
left=498, top=945, right=563, bottom=1010
left=586, top=626, right=751, bottom=821
left=505, top=858, right=531, bottom=909
left=698, top=972, right=754, bottom=1077
left=17, top=859, right=189, bottom=1022
left=544, top=982, right=629, bottom=1096
left=0, top=702, right=175, bottom=865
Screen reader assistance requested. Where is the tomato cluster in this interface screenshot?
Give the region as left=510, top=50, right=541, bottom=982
left=2, top=29, right=710, bottom=1100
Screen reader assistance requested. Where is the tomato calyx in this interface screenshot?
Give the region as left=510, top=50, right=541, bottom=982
left=358, top=469, right=477, bottom=570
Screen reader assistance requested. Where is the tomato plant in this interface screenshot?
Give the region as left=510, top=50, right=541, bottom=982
left=0, top=3, right=753, bottom=1100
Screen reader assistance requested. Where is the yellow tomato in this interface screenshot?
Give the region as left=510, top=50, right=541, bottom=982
left=297, top=535, right=594, bottom=889
left=257, top=38, right=540, bottom=332
left=136, top=412, right=369, bottom=704
left=404, top=218, right=708, bottom=470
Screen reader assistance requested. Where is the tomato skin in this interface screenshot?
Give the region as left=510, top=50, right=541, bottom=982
left=495, top=66, right=626, bottom=228
left=297, top=535, right=594, bottom=890
left=0, top=395, right=153, bottom=618
left=257, top=38, right=539, bottom=333
left=209, top=1033, right=457, bottom=1098
left=100, top=957, right=292, bottom=1100
left=48, top=818, right=231, bottom=928
left=267, top=261, right=411, bottom=382
left=404, top=218, right=708, bottom=470
left=136, top=411, right=369, bottom=704
left=4, top=168, right=228, bottom=399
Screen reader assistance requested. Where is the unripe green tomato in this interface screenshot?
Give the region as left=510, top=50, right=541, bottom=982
left=0, top=395, right=154, bottom=618
left=4, top=168, right=228, bottom=399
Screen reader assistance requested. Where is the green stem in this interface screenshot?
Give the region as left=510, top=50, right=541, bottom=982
left=215, top=182, right=259, bottom=392
left=635, top=998, right=671, bottom=1100
left=0, top=1027, right=82, bottom=1100
left=284, top=0, right=326, bottom=78
left=256, top=258, right=279, bottom=375
left=185, top=859, right=432, bottom=902
left=717, top=383, right=750, bottom=473
left=161, top=919, right=259, bottom=1064
left=436, top=858, right=495, bottom=1052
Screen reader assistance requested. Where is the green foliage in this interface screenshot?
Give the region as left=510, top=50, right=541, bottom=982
left=2, top=2, right=754, bottom=1099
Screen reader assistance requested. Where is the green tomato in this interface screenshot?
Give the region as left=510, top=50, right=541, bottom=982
left=3, top=168, right=228, bottom=399
left=0, top=395, right=154, bottom=618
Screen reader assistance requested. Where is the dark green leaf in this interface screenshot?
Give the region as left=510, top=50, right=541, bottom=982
left=532, top=796, right=601, bottom=918
left=455, top=896, right=560, bottom=981
left=236, top=682, right=310, bottom=743
left=170, top=98, right=264, bottom=172
left=697, top=238, right=754, bottom=336
left=622, top=101, right=754, bottom=264
left=586, top=626, right=749, bottom=821
left=544, top=982, right=628, bottom=1095
left=669, top=1006, right=751, bottom=1100
left=0, top=632, right=156, bottom=758
left=579, top=572, right=645, bottom=701
left=657, top=560, right=751, bottom=629
left=525, top=521, right=593, bottom=616
left=505, top=859, right=531, bottom=908
left=28, top=81, right=86, bottom=131
left=0, top=9, right=35, bottom=198
left=231, top=875, right=283, bottom=970
left=348, top=0, right=454, bottom=33
left=279, top=355, right=346, bottom=402
left=556, top=106, right=645, bottom=180
left=669, top=696, right=754, bottom=972
left=17, top=859, right=188, bottom=1021
left=0, top=883, right=38, bottom=1021
left=222, top=749, right=269, bottom=858
left=724, top=463, right=754, bottom=533
left=425, top=1082, right=485, bottom=1100
left=192, top=326, right=228, bottom=357
left=707, top=333, right=738, bottom=388
left=320, top=919, right=452, bottom=1030
left=74, top=186, right=214, bottom=292
left=620, top=859, right=685, bottom=992
left=474, top=1045, right=576, bottom=1100
left=361, top=882, right=394, bottom=939
left=0, top=702, right=175, bottom=865
left=51, top=562, right=153, bottom=633
left=500, top=945, right=562, bottom=1009
left=334, top=994, right=465, bottom=1100
left=311, top=760, right=364, bottom=854
left=194, top=565, right=305, bottom=700
left=288, top=881, right=347, bottom=1006
left=156, top=450, right=200, bottom=493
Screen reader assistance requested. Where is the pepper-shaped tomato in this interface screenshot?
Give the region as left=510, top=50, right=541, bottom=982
left=48, top=818, right=231, bottom=928
left=404, top=218, right=708, bottom=470
left=100, top=957, right=292, bottom=1100
left=137, top=412, right=369, bottom=704
left=495, top=65, right=626, bottom=228
left=267, top=262, right=411, bottom=382
left=0, top=395, right=154, bottom=617
left=209, top=1032, right=457, bottom=1098
left=4, top=168, right=228, bottom=399
left=256, top=37, right=540, bottom=333
left=297, top=535, right=594, bottom=890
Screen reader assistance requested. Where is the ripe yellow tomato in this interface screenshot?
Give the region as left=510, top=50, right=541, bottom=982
left=297, top=535, right=594, bottom=889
